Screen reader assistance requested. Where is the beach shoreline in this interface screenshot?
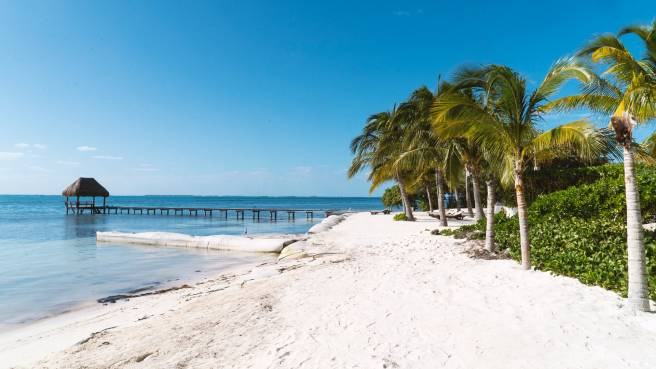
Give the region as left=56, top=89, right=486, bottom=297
left=3, top=212, right=656, bottom=369
left=0, top=256, right=273, bottom=369
left=0, top=237, right=285, bottom=332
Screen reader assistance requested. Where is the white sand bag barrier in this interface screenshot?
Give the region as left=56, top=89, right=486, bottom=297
left=307, top=215, right=345, bottom=234
left=278, top=240, right=311, bottom=261
left=97, top=231, right=292, bottom=253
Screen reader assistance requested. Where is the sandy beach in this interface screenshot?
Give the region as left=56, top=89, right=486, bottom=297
left=3, top=212, right=656, bottom=369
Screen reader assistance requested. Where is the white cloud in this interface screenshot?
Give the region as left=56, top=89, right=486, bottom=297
left=134, top=167, right=159, bottom=172
left=0, top=152, right=24, bottom=160
left=77, top=146, right=97, bottom=152
left=14, top=143, right=46, bottom=150
left=56, top=160, right=80, bottom=166
left=28, top=165, right=50, bottom=173
left=247, top=168, right=268, bottom=176
left=292, top=166, right=313, bottom=175
left=134, top=164, right=159, bottom=172
left=92, top=155, right=123, bottom=160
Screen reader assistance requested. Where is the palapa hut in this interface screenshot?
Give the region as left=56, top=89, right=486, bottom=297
left=62, top=177, right=110, bottom=214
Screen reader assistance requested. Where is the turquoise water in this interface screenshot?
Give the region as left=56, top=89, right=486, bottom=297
left=0, top=195, right=381, bottom=329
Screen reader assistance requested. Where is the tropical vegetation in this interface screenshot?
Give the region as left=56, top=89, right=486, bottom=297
left=348, top=21, right=656, bottom=311
left=451, top=164, right=656, bottom=300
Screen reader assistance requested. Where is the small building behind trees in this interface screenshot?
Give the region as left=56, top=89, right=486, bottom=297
left=62, top=177, right=110, bottom=214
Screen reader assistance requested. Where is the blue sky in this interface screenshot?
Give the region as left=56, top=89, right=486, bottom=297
left=0, top=1, right=653, bottom=195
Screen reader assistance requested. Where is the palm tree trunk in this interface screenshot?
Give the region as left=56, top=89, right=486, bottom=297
left=514, top=162, right=531, bottom=270
left=396, top=180, right=408, bottom=214
left=465, top=170, right=474, bottom=217
left=398, top=180, right=415, bottom=221
left=485, top=179, right=496, bottom=252
left=435, top=169, right=447, bottom=226
left=454, top=188, right=461, bottom=212
left=623, top=145, right=650, bottom=311
left=426, top=187, right=433, bottom=212
left=397, top=180, right=408, bottom=214
left=471, top=172, right=485, bottom=221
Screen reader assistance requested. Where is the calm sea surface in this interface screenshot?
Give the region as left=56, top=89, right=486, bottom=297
left=0, top=195, right=381, bottom=330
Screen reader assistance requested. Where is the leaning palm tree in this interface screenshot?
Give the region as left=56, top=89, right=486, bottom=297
left=397, top=86, right=459, bottom=226
left=433, top=61, right=610, bottom=269
left=545, top=23, right=656, bottom=311
left=349, top=107, right=416, bottom=221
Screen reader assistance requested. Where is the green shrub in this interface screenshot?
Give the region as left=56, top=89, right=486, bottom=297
left=439, top=228, right=455, bottom=236
left=529, top=164, right=656, bottom=222
left=393, top=213, right=408, bottom=221
left=489, top=215, right=656, bottom=299
left=497, top=163, right=624, bottom=206
left=438, top=224, right=484, bottom=239
left=447, top=164, right=656, bottom=300
left=382, top=186, right=402, bottom=208
left=382, top=185, right=421, bottom=211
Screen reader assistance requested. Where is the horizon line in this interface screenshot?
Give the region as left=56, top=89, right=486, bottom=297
left=0, top=193, right=382, bottom=198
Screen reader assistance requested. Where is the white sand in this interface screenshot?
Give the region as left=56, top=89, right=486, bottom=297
left=3, top=212, right=656, bottom=368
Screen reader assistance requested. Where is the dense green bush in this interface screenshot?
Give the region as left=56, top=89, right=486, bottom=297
left=382, top=185, right=421, bottom=211
left=456, top=164, right=656, bottom=300
left=483, top=215, right=656, bottom=299
left=529, top=164, right=656, bottom=222
left=497, top=163, right=623, bottom=206
left=393, top=213, right=408, bottom=221
left=382, top=186, right=402, bottom=208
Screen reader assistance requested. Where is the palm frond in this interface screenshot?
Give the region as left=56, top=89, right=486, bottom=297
left=638, top=131, right=656, bottom=164
left=542, top=94, right=618, bottom=115
left=527, top=120, right=610, bottom=164
left=531, top=58, right=594, bottom=108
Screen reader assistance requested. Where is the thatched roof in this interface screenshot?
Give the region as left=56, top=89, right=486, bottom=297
left=62, top=177, right=110, bottom=197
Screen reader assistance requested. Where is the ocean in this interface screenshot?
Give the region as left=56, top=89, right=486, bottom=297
left=0, top=195, right=381, bottom=330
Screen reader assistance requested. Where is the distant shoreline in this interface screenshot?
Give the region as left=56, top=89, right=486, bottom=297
left=0, top=194, right=383, bottom=198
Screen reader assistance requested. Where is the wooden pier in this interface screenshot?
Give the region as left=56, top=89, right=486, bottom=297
left=65, top=203, right=330, bottom=220
left=62, top=178, right=334, bottom=220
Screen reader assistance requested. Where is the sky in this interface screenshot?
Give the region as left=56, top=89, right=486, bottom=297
left=0, top=0, right=654, bottom=196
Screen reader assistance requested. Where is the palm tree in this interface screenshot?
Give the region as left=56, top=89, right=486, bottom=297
left=397, top=86, right=459, bottom=227
left=452, top=135, right=500, bottom=250
left=444, top=145, right=465, bottom=213
left=453, top=139, right=486, bottom=220
left=349, top=107, right=416, bottom=221
left=452, top=185, right=462, bottom=212
left=464, top=170, right=474, bottom=217
left=484, top=177, right=497, bottom=252
left=425, top=186, right=434, bottom=212
left=432, top=61, right=610, bottom=269
left=545, top=23, right=656, bottom=311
